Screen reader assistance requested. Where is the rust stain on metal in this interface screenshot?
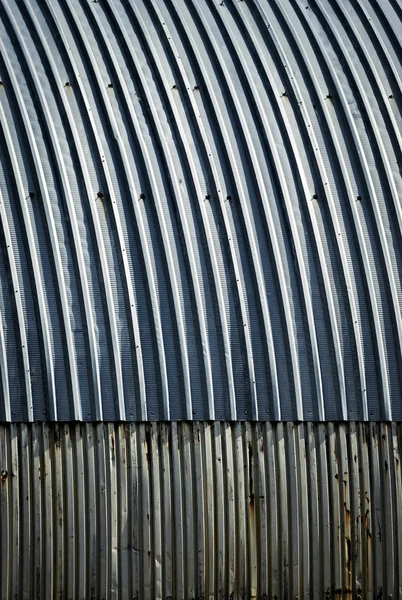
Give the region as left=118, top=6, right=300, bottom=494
left=110, top=431, right=115, bottom=460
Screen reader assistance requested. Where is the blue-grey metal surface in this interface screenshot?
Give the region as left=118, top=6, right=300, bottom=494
left=0, top=421, right=401, bottom=599
left=0, top=0, right=401, bottom=421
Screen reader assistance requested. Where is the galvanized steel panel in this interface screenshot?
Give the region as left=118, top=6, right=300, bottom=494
left=0, top=0, right=401, bottom=421
left=0, top=421, right=401, bottom=598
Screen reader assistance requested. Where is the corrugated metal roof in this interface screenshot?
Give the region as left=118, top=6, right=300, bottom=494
left=0, top=0, right=401, bottom=421
left=1, top=421, right=401, bottom=598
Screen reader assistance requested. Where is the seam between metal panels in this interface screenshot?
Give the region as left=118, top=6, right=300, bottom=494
left=0, top=87, right=57, bottom=420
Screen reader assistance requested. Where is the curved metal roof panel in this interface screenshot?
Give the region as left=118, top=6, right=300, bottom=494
left=0, top=0, right=401, bottom=421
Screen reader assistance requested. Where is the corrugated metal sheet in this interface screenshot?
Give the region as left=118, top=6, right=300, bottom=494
left=0, top=0, right=401, bottom=421
left=0, top=421, right=401, bottom=599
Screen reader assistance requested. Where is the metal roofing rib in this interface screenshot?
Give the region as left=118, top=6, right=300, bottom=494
left=0, top=0, right=401, bottom=421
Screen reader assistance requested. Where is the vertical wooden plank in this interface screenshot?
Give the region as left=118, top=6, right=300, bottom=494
left=42, top=423, right=53, bottom=600
left=213, top=421, right=225, bottom=598
left=359, top=423, right=372, bottom=598
left=160, top=422, right=172, bottom=599
left=306, top=423, right=320, bottom=600
left=0, top=425, right=11, bottom=600
left=317, top=424, right=331, bottom=597
left=348, top=422, right=363, bottom=597
left=392, top=423, right=402, bottom=598
left=63, top=424, right=75, bottom=600
left=265, top=422, right=279, bottom=600
left=129, top=424, right=140, bottom=600
left=96, top=423, right=109, bottom=598
left=380, top=423, right=394, bottom=597
left=277, top=422, right=289, bottom=599
left=150, top=422, right=162, bottom=600
left=245, top=422, right=257, bottom=600
left=192, top=422, right=205, bottom=598
left=73, top=424, right=86, bottom=600
left=256, top=422, right=268, bottom=599
left=223, top=422, right=235, bottom=597
left=107, top=423, right=118, bottom=599
left=182, top=422, right=195, bottom=598
left=296, top=423, right=309, bottom=599
left=118, top=425, right=130, bottom=600
left=84, top=424, right=97, bottom=600
left=19, top=424, right=31, bottom=599
left=202, top=422, right=214, bottom=599
left=53, top=424, right=64, bottom=599
left=138, top=423, right=151, bottom=600
left=370, top=423, right=383, bottom=597
left=234, top=422, right=247, bottom=597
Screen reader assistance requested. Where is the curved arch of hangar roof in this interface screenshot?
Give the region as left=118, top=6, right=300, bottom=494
left=0, top=0, right=401, bottom=421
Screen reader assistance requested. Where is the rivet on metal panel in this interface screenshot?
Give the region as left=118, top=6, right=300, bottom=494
left=204, top=194, right=210, bottom=200
left=107, top=83, right=113, bottom=89
left=356, top=595, right=362, bottom=600
left=356, top=196, right=362, bottom=202
left=64, top=81, right=71, bottom=87
left=1, top=470, right=7, bottom=482
left=26, top=191, right=35, bottom=200
left=280, top=91, right=287, bottom=98
left=139, top=193, right=145, bottom=200
left=326, top=94, right=333, bottom=100
left=172, top=84, right=177, bottom=90
left=388, top=95, right=394, bottom=99
left=96, top=191, right=104, bottom=200
left=193, top=85, right=199, bottom=91
left=219, top=1, right=224, bottom=6
left=226, top=195, right=232, bottom=201
left=312, top=194, right=318, bottom=200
